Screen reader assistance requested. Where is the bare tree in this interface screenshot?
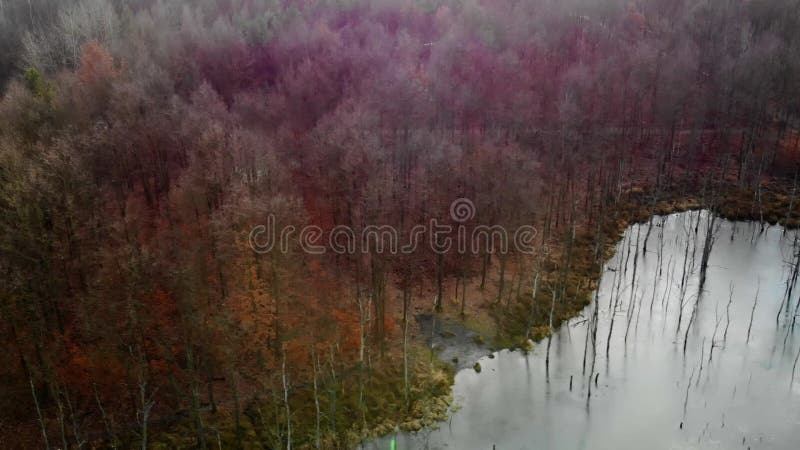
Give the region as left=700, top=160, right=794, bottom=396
left=22, top=0, right=118, bottom=71
left=282, top=347, right=292, bottom=450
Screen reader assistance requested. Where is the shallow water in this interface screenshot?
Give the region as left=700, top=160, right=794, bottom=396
left=364, top=212, right=800, bottom=450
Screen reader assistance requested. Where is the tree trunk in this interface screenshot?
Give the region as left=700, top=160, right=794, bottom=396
left=311, top=348, right=321, bottom=450
left=435, top=253, right=444, bottom=312
left=402, top=286, right=411, bottom=411
left=282, top=348, right=292, bottom=450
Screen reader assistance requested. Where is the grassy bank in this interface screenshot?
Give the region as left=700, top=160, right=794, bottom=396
left=147, top=344, right=453, bottom=449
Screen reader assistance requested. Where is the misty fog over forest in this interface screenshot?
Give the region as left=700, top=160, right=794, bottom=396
left=1, top=0, right=800, bottom=449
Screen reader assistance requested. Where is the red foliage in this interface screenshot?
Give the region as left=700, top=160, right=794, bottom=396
left=78, top=41, right=117, bottom=86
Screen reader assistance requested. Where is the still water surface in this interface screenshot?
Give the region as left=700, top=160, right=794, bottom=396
left=365, top=212, right=800, bottom=450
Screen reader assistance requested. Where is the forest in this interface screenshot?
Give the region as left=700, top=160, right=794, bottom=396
left=1, top=0, right=799, bottom=449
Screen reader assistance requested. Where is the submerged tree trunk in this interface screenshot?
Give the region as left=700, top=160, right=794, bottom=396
left=587, top=267, right=601, bottom=401
left=606, top=234, right=627, bottom=359
left=785, top=171, right=798, bottom=230
left=698, top=211, right=719, bottom=293
left=624, top=225, right=642, bottom=345
left=778, top=235, right=800, bottom=323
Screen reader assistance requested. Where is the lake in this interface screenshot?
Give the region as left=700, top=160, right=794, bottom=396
left=363, top=211, right=800, bottom=450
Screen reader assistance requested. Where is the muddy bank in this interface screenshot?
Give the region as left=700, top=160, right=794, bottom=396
left=415, top=314, right=493, bottom=372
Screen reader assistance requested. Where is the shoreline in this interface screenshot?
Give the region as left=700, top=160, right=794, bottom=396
left=368, top=179, right=800, bottom=446
left=140, top=179, right=800, bottom=449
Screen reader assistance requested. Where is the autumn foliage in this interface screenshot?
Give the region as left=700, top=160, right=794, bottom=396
left=1, top=0, right=799, bottom=448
